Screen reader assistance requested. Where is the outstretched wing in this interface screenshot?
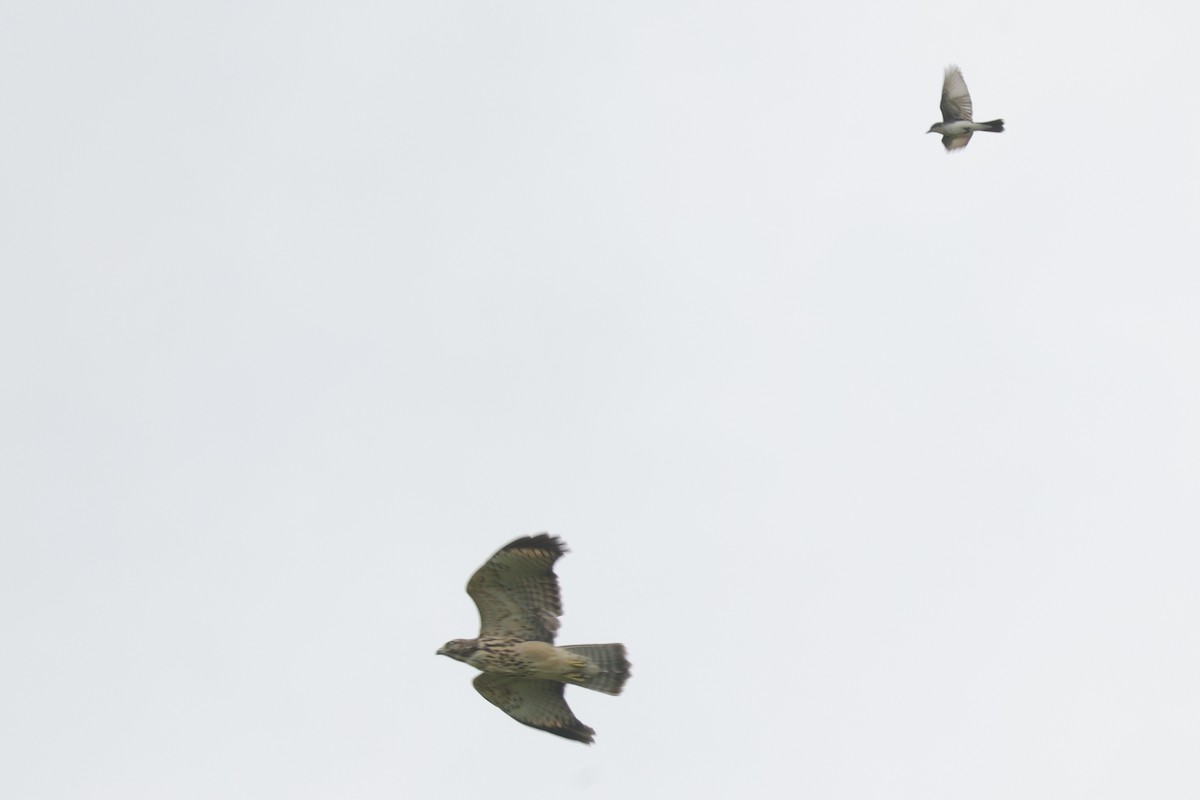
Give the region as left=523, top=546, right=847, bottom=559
left=466, top=534, right=565, bottom=642
left=473, top=673, right=595, bottom=744
left=942, top=132, right=973, bottom=151
left=940, top=65, right=973, bottom=123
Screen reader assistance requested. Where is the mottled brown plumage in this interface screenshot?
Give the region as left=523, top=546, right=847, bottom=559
left=437, top=534, right=630, bottom=744
left=468, top=534, right=565, bottom=642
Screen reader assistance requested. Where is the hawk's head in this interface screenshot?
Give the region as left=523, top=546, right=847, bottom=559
left=436, top=638, right=479, bottom=662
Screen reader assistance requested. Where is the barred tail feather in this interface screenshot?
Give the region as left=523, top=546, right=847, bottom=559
left=563, top=644, right=631, bottom=695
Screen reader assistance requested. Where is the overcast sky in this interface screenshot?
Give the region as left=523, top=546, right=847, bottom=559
left=3, top=1, right=1199, bottom=798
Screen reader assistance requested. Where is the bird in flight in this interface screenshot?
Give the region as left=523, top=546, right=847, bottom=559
left=437, top=534, right=631, bottom=743
left=928, top=65, right=1005, bottom=151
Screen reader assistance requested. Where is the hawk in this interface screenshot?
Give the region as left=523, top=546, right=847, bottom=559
left=927, top=65, right=1005, bottom=151
left=437, top=534, right=631, bottom=744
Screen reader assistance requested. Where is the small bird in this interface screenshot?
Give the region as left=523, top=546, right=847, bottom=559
left=928, top=65, right=1005, bottom=151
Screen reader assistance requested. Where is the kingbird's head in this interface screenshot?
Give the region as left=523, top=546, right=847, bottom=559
left=927, top=123, right=943, bottom=134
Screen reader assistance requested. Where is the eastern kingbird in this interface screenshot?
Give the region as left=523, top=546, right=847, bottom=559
left=928, top=65, right=1005, bottom=151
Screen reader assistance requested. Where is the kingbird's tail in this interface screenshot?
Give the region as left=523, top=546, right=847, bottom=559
left=978, top=119, right=1005, bottom=132
left=563, top=644, right=631, bottom=695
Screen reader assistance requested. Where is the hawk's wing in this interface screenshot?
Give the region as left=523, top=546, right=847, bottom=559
left=940, top=66, right=973, bottom=123
left=473, top=673, right=595, bottom=744
left=466, top=534, right=565, bottom=642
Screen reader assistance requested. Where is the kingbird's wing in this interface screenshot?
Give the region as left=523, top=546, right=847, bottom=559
left=940, top=66, right=973, bottom=123
left=942, top=132, right=974, bottom=151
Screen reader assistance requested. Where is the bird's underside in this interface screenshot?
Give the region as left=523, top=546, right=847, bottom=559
left=929, top=65, right=1005, bottom=151
left=437, top=534, right=631, bottom=744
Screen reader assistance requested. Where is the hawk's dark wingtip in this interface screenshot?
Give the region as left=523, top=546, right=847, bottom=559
left=500, top=533, right=567, bottom=556
left=551, top=722, right=596, bottom=744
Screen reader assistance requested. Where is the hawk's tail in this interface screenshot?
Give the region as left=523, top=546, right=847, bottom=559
left=563, top=644, right=631, bottom=695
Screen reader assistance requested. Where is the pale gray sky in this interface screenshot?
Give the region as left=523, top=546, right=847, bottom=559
left=3, top=2, right=1198, bottom=798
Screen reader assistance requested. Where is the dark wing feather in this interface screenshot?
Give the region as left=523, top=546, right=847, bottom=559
left=940, top=65, right=973, bottom=123
left=473, top=673, right=595, bottom=744
left=466, top=534, right=566, bottom=642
